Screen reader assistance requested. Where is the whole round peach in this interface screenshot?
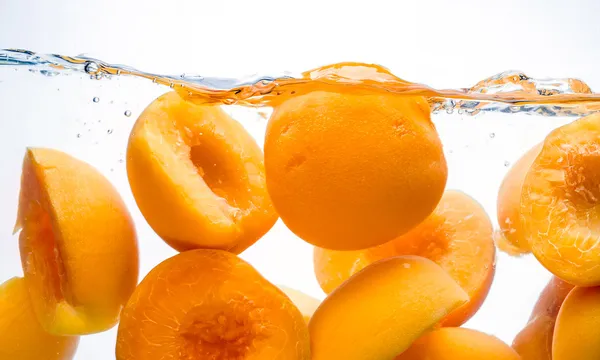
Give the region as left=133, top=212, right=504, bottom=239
left=264, top=90, right=447, bottom=250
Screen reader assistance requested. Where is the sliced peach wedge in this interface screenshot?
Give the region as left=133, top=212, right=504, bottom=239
left=126, top=91, right=278, bottom=253
left=521, top=113, right=600, bottom=285
left=309, top=256, right=469, bottom=360
left=14, top=148, right=139, bottom=335
left=0, top=277, right=79, bottom=360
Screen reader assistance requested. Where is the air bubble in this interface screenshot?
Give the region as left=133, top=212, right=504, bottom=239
left=124, top=110, right=132, bottom=117
left=95, top=73, right=103, bottom=80
left=84, top=61, right=99, bottom=74
left=93, top=97, right=100, bottom=103
left=76, top=133, right=81, bottom=138
left=116, top=69, right=122, bottom=75
left=446, top=108, right=454, bottom=114
left=489, top=133, right=495, bottom=138
left=152, top=78, right=158, bottom=83
left=107, top=129, right=113, bottom=134
left=504, top=161, right=510, bottom=167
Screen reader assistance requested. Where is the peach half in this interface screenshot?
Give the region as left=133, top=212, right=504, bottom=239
left=126, top=91, right=277, bottom=253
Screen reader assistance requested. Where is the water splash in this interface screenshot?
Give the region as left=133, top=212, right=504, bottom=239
left=2, top=48, right=600, bottom=117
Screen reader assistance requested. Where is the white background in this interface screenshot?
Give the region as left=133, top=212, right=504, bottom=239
left=1, top=0, right=600, bottom=359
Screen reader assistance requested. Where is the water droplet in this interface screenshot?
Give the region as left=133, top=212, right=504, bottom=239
left=107, top=129, right=113, bottom=134
left=124, top=110, right=132, bottom=117
left=446, top=108, right=453, bottom=114
left=84, top=61, right=99, bottom=74
left=93, top=97, right=100, bottom=103
left=504, top=161, right=511, bottom=167
left=76, top=133, right=81, bottom=138
left=457, top=109, right=464, bottom=115
left=489, top=133, right=496, bottom=138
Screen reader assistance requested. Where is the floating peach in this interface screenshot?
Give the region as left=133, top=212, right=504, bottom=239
left=0, top=277, right=79, bottom=360
left=521, top=113, right=600, bottom=285
left=496, top=143, right=542, bottom=255
left=553, top=286, right=600, bottom=360
left=116, top=249, right=310, bottom=360
left=264, top=90, right=447, bottom=250
left=512, top=277, right=573, bottom=360
left=308, top=256, right=468, bottom=360
left=396, top=327, right=519, bottom=360
left=279, top=286, right=321, bottom=323
left=314, top=190, right=495, bottom=326
left=126, top=91, right=277, bottom=253
left=15, top=148, right=139, bottom=335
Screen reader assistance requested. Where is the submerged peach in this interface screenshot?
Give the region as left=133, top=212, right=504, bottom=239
left=396, top=327, right=519, bottom=360
left=553, top=286, right=600, bottom=360
left=0, top=277, right=79, bottom=360
left=265, top=90, right=447, bottom=250
left=521, top=113, right=600, bottom=285
left=15, top=148, right=139, bottom=335
left=496, top=143, right=542, bottom=255
left=309, top=256, right=468, bottom=360
left=512, top=277, right=573, bottom=360
left=126, top=91, right=277, bottom=253
left=314, top=190, right=495, bottom=326
left=279, top=286, right=321, bottom=323
left=116, top=249, right=310, bottom=360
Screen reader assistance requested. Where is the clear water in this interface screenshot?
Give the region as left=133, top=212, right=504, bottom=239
left=0, top=48, right=593, bottom=359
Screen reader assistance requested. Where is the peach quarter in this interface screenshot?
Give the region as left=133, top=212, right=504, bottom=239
left=15, top=148, right=139, bottom=335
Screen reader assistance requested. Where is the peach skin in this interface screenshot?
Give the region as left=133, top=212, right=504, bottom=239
left=116, top=249, right=310, bottom=360
left=126, top=91, right=277, bottom=253
left=521, top=113, right=600, bottom=285
left=396, top=327, right=520, bottom=360
left=308, top=256, right=469, bottom=360
left=264, top=90, right=447, bottom=250
left=512, top=277, right=573, bottom=360
left=15, top=148, right=139, bottom=335
left=496, top=143, right=542, bottom=256
left=314, top=190, right=495, bottom=326
left=553, top=286, right=600, bottom=360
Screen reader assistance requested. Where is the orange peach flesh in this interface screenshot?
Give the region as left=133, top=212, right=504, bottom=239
left=309, top=256, right=469, bottom=360
left=0, top=277, right=79, bottom=360
left=496, top=143, right=542, bottom=255
left=314, top=190, right=495, bottom=326
left=521, top=113, right=600, bottom=285
left=396, top=327, right=520, bottom=360
left=126, top=91, right=277, bottom=253
left=15, top=148, right=139, bottom=335
left=512, top=277, right=574, bottom=360
left=116, top=249, right=310, bottom=360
